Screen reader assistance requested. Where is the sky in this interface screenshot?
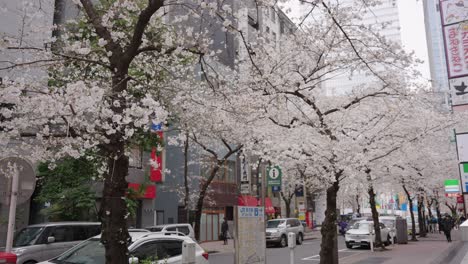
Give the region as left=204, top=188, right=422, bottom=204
left=283, top=0, right=432, bottom=83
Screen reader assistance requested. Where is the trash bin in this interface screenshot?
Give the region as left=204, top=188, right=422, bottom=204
left=0, top=252, right=17, bottom=264
left=395, top=218, right=408, bottom=244
left=461, top=220, right=468, bottom=241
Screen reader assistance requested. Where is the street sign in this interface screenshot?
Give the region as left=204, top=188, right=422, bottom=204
left=272, top=185, right=281, bottom=192
left=235, top=206, right=265, bottom=264
left=240, top=155, right=251, bottom=194
left=267, top=166, right=282, bottom=186
left=445, top=179, right=460, bottom=194
left=0, top=157, right=36, bottom=205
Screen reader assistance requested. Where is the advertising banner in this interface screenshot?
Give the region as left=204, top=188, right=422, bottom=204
left=460, top=163, right=468, bottom=193
left=450, top=76, right=468, bottom=105
left=456, top=133, right=468, bottom=162
left=443, top=23, right=468, bottom=78
left=440, top=0, right=468, bottom=26
left=235, top=206, right=265, bottom=264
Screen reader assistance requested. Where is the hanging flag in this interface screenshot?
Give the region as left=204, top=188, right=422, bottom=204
left=150, top=122, right=163, bottom=182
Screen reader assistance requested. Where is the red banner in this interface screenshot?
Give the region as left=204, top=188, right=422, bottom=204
left=128, top=183, right=156, bottom=199
left=150, top=131, right=163, bottom=182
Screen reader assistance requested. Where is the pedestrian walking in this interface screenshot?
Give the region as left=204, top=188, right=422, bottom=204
left=441, top=214, right=454, bottom=242
left=221, top=218, right=229, bottom=245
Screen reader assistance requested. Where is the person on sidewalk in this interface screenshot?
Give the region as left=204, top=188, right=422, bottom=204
left=221, top=218, right=229, bottom=245
left=441, top=214, right=454, bottom=242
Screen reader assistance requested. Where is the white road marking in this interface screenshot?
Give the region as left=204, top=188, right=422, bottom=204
left=301, top=249, right=350, bottom=260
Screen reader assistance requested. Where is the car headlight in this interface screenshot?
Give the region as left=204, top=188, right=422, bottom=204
left=12, top=248, right=26, bottom=256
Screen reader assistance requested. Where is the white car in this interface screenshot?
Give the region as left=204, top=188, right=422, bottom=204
left=146, top=224, right=196, bottom=241
left=345, top=220, right=391, bottom=249
left=38, top=231, right=209, bottom=264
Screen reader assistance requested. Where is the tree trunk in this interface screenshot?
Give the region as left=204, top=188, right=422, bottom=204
left=319, top=180, right=339, bottom=264
left=194, top=165, right=221, bottom=241
left=280, top=191, right=294, bottom=218
left=183, top=132, right=190, bottom=222
left=435, top=199, right=442, bottom=233
left=426, top=198, right=434, bottom=219
left=417, top=195, right=426, bottom=237
left=368, top=184, right=384, bottom=248
left=402, top=184, right=417, bottom=241
left=100, top=143, right=130, bottom=264
left=356, top=194, right=361, bottom=216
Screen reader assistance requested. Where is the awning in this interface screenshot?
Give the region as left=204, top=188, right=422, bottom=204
left=237, top=195, right=275, bottom=214
left=128, top=183, right=156, bottom=199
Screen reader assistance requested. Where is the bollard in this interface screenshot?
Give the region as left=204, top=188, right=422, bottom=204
left=288, top=232, right=296, bottom=264
left=390, top=228, right=395, bottom=246
left=182, top=241, right=196, bottom=264
left=369, top=231, right=374, bottom=252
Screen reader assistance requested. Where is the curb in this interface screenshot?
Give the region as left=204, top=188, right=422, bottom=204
left=430, top=241, right=463, bottom=264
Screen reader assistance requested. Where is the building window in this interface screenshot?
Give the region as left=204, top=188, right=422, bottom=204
left=129, top=146, right=142, bottom=168
left=271, top=7, right=275, bottom=22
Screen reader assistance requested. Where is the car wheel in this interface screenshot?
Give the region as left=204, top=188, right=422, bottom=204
left=346, top=242, right=352, bottom=249
left=24, top=261, right=37, bottom=264
left=280, top=235, right=287, bottom=247
left=385, top=235, right=391, bottom=246
left=296, top=233, right=303, bottom=245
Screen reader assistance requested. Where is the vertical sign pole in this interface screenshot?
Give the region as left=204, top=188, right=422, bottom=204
left=5, top=166, right=19, bottom=253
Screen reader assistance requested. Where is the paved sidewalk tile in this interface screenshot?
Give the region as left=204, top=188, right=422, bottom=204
left=340, top=231, right=460, bottom=264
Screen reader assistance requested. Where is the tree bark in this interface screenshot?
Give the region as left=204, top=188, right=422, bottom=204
left=368, top=184, right=384, bottom=248
left=402, top=184, right=417, bottom=241
left=319, top=180, right=339, bottom=264
left=417, top=194, right=426, bottom=237
left=280, top=191, right=294, bottom=218
left=194, top=164, right=221, bottom=241
left=183, top=132, right=190, bottom=222
left=100, top=143, right=130, bottom=264
left=356, top=194, right=361, bottom=216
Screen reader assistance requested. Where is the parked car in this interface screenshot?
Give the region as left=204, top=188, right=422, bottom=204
left=38, top=230, right=209, bottom=264
left=345, top=217, right=368, bottom=232
left=0, top=222, right=101, bottom=264
left=145, top=224, right=195, bottom=241
left=265, top=218, right=304, bottom=247
left=406, top=216, right=420, bottom=235
left=345, top=220, right=391, bottom=249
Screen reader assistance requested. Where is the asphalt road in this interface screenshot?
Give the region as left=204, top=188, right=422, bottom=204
left=209, top=236, right=370, bottom=264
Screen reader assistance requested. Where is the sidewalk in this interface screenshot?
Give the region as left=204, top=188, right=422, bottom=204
left=340, top=230, right=462, bottom=264
left=200, top=228, right=321, bottom=254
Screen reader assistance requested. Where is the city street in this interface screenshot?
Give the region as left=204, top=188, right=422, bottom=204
left=207, top=231, right=466, bottom=264
left=209, top=236, right=367, bottom=264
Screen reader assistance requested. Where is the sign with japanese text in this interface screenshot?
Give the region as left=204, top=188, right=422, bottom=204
left=443, top=23, right=468, bottom=78
left=456, top=133, right=468, bottom=162
left=445, top=179, right=460, bottom=193
left=235, top=206, right=265, bottom=264
left=450, top=76, right=468, bottom=105
left=440, top=0, right=468, bottom=26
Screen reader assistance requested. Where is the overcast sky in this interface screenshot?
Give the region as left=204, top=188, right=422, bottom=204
left=283, top=0, right=431, bottom=83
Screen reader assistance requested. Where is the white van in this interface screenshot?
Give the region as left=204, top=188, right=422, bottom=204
left=1, top=222, right=101, bottom=264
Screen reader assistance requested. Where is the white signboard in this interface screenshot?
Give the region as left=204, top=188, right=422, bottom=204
left=235, top=206, right=265, bottom=264
left=456, top=133, right=468, bottom=162
left=440, top=0, right=468, bottom=26
left=460, top=163, right=468, bottom=193
left=450, top=76, right=468, bottom=105
left=444, top=23, right=468, bottom=78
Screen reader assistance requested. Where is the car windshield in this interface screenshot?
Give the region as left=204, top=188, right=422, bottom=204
left=267, top=220, right=285, bottom=228
left=53, top=238, right=105, bottom=264
left=351, top=222, right=371, bottom=230
left=150, top=227, right=163, bottom=232
left=13, top=227, right=44, bottom=247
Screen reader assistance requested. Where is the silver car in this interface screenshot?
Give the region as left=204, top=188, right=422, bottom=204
left=38, top=231, right=209, bottom=264
left=265, top=218, right=304, bottom=247
left=1, top=222, right=100, bottom=264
